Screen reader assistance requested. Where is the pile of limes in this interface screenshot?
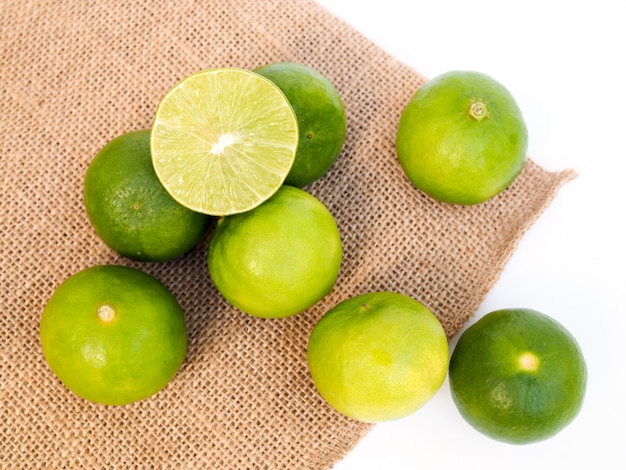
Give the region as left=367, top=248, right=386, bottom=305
left=42, top=63, right=348, bottom=406
left=40, top=64, right=586, bottom=449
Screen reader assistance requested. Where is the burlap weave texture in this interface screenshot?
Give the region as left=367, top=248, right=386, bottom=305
left=1, top=0, right=575, bottom=468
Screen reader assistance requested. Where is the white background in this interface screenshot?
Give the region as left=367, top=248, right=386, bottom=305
left=314, top=1, right=625, bottom=469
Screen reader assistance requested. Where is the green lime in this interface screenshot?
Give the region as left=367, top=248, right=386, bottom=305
left=207, top=185, right=342, bottom=319
left=40, top=265, right=188, bottom=406
left=84, top=129, right=211, bottom=262
left=396, top=71, right=528, bottom=205
left=307, top=292, right=449, bottom=423
left=151, top=67, right=299, bottom=216
left=255, top=62, right=347, bottom=187
left=449, top=308, right=587, bottom=444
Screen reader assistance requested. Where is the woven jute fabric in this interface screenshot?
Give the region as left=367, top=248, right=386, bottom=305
left=1, top=0, right=575, bottom=468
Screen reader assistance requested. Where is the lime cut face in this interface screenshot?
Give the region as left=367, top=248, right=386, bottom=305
left=151, top=68, right=299, bottom=216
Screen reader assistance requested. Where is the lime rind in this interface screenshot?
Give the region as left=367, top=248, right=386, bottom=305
left=151, top=68, right=299, bottom=216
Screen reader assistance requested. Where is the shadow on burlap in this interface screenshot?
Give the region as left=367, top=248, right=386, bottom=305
left=0, top=0, right=575, bottom=468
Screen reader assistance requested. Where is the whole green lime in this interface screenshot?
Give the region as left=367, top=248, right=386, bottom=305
left=307, top=292, right=449, bottom=423
left=40, top=265, right=188, bottom=406
left=396, top=71, right=528, bottom=205
left=84, top=129, right=212, bottom=261
left=449, top=308, right=587, bottom=444
left=255, top=62, right=347, bottom=187
left=207, top=185, right=342, bottom=318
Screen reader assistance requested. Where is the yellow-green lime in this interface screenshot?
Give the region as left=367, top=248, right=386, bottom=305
left=255, top=62, right=347, bottom=187
left=207, top=185, right=342, bottom=318
left=151, top=67, right=299, bottom=216
left=449, top=308, right=587, bottom=444
left=307, top=292, right=449, bottom=422
left=396, top=71, right=528, bottom=205
left=40, top=265, right=188, bottom=406
left=84, top=129, right=212, bottom=262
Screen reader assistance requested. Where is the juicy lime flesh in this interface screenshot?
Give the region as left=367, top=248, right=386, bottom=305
left=396, top=71, right=528, bottom=205
left=449, top=308, right=587, bottom=444
left=84, top=129, right=212, bottom=262
left=307, top=292, right=449, bottom=422
left=207, top=185, right=342, bottom=318
left=151, top=68, right=299, bottom=216
left=255, top=62, right=347, bottom=187
left=40, top=265, right=188, bottom=406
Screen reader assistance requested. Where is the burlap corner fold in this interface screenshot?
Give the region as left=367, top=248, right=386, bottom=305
left=0, top=0, right=575, bottom=468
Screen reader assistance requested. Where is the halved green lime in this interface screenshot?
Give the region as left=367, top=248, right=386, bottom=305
left=151, top=68, right=299, bottom=216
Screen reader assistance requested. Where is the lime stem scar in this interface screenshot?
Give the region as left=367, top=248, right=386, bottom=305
left=518, top=352, right=539, bottom=371
left=468, top=100, right=489, bottom=121
left=98, top=305, right=115, bottom=322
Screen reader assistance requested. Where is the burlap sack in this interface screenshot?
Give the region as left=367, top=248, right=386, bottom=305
left=1, top=0, right=575, bottom=468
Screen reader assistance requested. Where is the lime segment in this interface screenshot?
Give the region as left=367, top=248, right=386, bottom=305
left=151, top=68, right=299, bottom=216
